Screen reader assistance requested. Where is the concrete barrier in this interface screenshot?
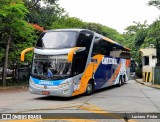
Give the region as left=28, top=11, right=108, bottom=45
left=143, top=72, right=152, bottom=82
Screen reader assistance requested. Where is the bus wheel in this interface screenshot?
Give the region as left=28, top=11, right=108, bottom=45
left=85, top=80, right=94, bottom=95
left=118, top=76, right=122, bottom=87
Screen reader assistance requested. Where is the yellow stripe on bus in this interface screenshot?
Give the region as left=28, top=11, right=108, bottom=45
left=103, top=37, right=116, bottom=44
left=103, top=37, right=130, bottom=51
left=67, top=47, right=81, bottom=62
left=125, top=47, right=131, bottom=51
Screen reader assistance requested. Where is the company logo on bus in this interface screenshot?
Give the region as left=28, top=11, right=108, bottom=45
left=44, top=85, right=47, bottom=89
left=102, top=57, right=117, bottom=65
left=39, top=81, right=54, bottom=85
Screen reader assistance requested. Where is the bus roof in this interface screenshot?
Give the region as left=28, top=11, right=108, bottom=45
left=45, top=29, right=130, bottom=51
left=93, top=32, right=130, bottom=51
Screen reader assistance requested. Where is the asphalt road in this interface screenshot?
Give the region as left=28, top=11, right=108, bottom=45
left=0, top=80, right=160, bottom=122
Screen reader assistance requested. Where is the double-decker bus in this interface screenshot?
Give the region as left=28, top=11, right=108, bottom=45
left=21, top=29, right=130, bottom=97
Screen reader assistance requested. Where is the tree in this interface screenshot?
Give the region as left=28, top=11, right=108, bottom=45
left=134, top=29, right=148, bottom=47
left=0, top=0, right=34, bottom=86
left=148, top=0, right=160, bottom=9
left=52, top=17, right=85, bottom=29
left=23, top=0, right=66, bottom=29
left=85, top=22, right=125, bottom=44
left=148, top=0, right=160, bottom=66
left=24, top=0, right=57, bottom=8
left=52, top=18, right=125, bottom=45
left=123, top=21, right=148, bottom=62
left=84, top=23, right=103, bottom=34
left=142, top=19, right=160, bottom=65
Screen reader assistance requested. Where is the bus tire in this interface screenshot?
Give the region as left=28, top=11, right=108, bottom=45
left=85, top=80, right=94, bottom=95
left=118, top=76, right=122, bottom=87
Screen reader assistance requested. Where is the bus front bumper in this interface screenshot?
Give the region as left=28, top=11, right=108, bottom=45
left=29, top=81, right=74, bottom=97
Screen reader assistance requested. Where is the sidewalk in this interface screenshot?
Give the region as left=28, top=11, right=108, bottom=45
left=0, top=85, right=28, bottom=93
left=135, top=78, right=160, bottom=89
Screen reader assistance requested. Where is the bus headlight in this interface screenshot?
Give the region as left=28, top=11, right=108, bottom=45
left=30, top=80, right=35, bottom=86
left=63, top=89, right=69, bottom=94
left=70, top=80, right=75, bottom=85
left=59, top=82, right=69, bottom=88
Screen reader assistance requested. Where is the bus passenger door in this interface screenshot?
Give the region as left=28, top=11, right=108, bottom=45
left=72, top=57, right=84, bottom=75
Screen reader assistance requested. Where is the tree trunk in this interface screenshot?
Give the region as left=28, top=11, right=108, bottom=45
left=2, top=30, right=12, bottom=86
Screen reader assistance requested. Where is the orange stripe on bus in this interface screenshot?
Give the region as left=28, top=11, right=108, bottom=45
left=72, top=55, right=104, bottom=96
left=108, top=63, right=122, bottom=85
left=126, top=59, right=130, bottom=68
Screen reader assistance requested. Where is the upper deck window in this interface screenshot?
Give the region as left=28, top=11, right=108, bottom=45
left=36, top=31, right=78, bottom=49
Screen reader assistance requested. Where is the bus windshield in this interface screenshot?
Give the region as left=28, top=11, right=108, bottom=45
left=31, top=54, right=71, bottom=80
left=36, top=31, right=78, bottom=49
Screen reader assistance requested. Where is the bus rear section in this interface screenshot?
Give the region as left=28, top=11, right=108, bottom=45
left=73, top=35, right=131, bottom=96
left=21, top=29, right=130, bottom=97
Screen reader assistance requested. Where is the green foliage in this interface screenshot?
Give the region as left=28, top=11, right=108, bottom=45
left=134, top=29, right=147, bottom=47
left=52, top=17, right=85, bottom=29
left=135, top=67, right=142, bottom=78
left=147, top=1, right=160, bottom=65
left=123, top=18, right=160, bottom=66
left=0, top=0, right=32, bottom=35
left=123, top=21, right=149, bottom=63
left=142, top=19, right=160, bottom=65
left=0, top=0, right=36, bottom=63
left=23, top=0, right=65, bottom=29
left=84, top=23, right=102, bottom=33
left=148, top=0, right=160, bottom=9
left=0, top=0, right=36, bottom=85
left=146, top=19, right=160, bottom=41
left=84, top=22, right=125, bottom=44
left=52, top=17, right=125, bottom=45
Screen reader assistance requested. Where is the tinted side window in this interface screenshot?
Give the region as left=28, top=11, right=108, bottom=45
left=76, top=32, right=93, bottom=51
left=72, top=57, right=84, bottom=75
left=92, top=37, right=109, bottom=56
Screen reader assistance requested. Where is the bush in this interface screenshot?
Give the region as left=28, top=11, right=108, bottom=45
left=135, top=67, right=142, bottom=78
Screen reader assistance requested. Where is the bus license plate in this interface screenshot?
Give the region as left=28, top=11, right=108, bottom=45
left=42, top=91, right=50, bottom=95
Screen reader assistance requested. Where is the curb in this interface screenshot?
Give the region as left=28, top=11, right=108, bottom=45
left=135, top=79, right=160, bottom=89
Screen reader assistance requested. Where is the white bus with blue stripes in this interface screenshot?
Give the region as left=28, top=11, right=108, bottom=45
left=21, top=29, right=131, bottom=97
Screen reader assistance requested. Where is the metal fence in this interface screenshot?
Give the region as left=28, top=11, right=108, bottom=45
left=154, top=66, right=160, bottom=85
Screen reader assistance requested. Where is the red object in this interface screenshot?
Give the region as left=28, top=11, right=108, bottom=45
left=42, top=91, right=50, bottom=95
left=31, top=23, right=45, bottom=32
